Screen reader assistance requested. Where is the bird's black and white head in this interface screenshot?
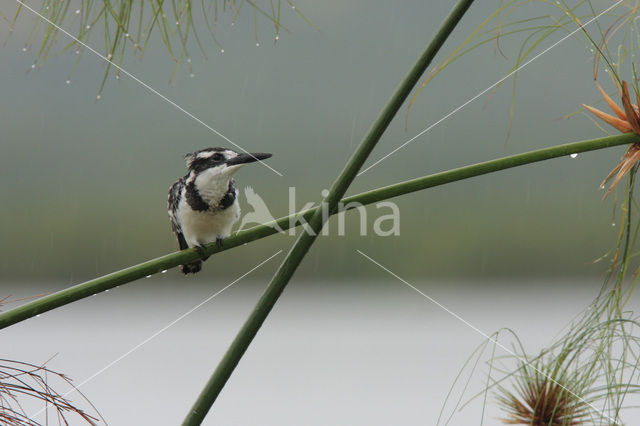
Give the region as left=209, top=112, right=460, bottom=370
left=184, top=147, right=271, bottom=209
left=185, top=147, right=271, bottom=175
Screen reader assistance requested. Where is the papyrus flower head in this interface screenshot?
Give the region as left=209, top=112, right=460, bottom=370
left=583, top=80, right=640, bottom=197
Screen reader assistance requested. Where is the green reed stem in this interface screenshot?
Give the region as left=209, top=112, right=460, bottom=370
left=0, top=132, right=635, bottom=331
left=181, top=1, right=477, bottom=423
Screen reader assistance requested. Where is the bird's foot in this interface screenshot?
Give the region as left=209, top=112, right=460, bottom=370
left=216, top=236, right=224, bottom=248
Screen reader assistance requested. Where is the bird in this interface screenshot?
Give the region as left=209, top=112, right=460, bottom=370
left=168, top=147, right=272, bottom=274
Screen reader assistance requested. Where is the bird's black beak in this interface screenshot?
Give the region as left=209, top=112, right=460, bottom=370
left=226, top=152, right=272, bottom=166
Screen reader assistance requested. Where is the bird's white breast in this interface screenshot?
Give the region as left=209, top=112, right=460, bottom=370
left=177, top=190, right=240, bottom=247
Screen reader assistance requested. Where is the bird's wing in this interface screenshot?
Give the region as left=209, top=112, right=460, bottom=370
left=175, top=230, right=189, bottom=251
left=168, top=178, right=189, bottom=250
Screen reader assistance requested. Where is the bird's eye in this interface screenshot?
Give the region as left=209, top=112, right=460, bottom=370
left=212, top=153, right=224, bottom=161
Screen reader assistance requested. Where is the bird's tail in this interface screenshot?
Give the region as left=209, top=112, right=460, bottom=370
left=181, top=260, right=202, bottom=274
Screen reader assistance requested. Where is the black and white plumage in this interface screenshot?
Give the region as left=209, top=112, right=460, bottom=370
left=168, top=147, right=272, bottom=274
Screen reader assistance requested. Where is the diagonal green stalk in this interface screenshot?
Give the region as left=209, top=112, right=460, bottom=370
left=0, top=132, right=635, bottom=331
left=181, top=0, right=470, bottom=423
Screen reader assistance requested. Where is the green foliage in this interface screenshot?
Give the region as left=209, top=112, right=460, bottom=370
left=0, top=358, right=104, bottom=424
left=6, top=1, right=640, bottom=424
left=7, top=0, right=310, bottom=95
left=435, top=2, right=640, bottom=424
left=406, top=0, right=640, bottom=137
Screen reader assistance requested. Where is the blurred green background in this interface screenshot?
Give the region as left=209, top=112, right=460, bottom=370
left=0, top=0, right=622, bottom=282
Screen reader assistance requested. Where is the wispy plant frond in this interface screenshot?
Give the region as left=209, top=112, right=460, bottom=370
left=0, top=358, right=103, bottom=425
left=6, top=0, right=309, bottom=96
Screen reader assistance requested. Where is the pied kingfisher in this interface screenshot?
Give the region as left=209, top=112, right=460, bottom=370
left=168, top=147, right=272, bottom=274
